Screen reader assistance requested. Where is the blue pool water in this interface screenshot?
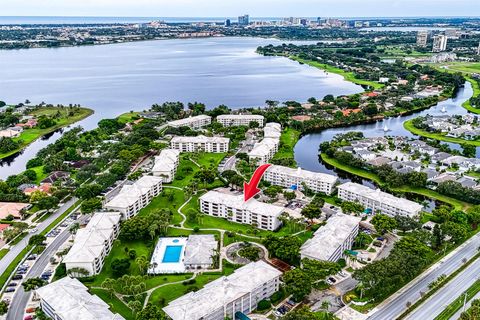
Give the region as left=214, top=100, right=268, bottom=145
left=162, top=245, right=183, bottom=263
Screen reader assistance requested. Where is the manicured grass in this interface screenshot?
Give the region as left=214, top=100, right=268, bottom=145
left=169, top=153, right=226, bottom=188
left=403, top=119, right=480, bottom=146
left=89, top=288, right=135, bottom=320
left=117, top=111, right=140, bottom=124
left=272, top=128, right=301, bottom=167
left=292, top=56, right=384, bottom=90
left=183, top=191, right=303, bottom=238
left=138, top=188, right=186, bottom=225
left=0, top=248, right=9, bottom=260
left=438, top=62, right=480, bottom=74
left=148, top=266, right=237, bottom=307
left=0, top=107, right=93, bottom=159
left=462, top=77, right=480, bottom=115
left=25, top=165, right=48, bottom=184
left=435, top=280, right=480, bottom=320
left=89, top=239, right=154, bottom=287
left=320, top=153, right=471, bottom=210
left=0, top=245, right=33, bottom=291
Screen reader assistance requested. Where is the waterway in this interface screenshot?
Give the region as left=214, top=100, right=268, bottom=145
left=0, top=37, right=363, bottom=178
left=295, top=82, right=479, bottom=176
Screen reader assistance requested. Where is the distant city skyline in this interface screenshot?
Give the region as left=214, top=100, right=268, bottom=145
left=1, top=0, right=480, bottom=18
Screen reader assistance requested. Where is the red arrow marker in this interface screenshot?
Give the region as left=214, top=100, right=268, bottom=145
left=244, top=163, right=271, bottom=202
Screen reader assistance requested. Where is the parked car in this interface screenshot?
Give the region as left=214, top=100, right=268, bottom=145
left=25, top=307, right=36, bottom=313
left=24, top=315, right=33, bottom=320
left=5, top=288, right=15, bottom=293
left=7, top=282, right=17, bottom=287
left=12, top=275, right=23, bottom=280
left=26, top=255, right=37, bottom=260
left=328, top=277, right=337, bottom=283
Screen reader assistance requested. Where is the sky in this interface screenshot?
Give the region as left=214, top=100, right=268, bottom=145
left=1, top=0, right=479, bottom=18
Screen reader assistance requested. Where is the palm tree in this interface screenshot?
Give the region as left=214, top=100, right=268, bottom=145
left=101, top=278, right=116, bottom=298
left=69, top=222, right=80, bottom=238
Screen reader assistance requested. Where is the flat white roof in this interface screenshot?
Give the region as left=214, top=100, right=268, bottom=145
left=338, top=182, right=423, bottom=213
left=171, top=135, right=229, bottom=144
left=200, top=190, right=284, bottom=218
left=248, top=138, right=278, bottom=158
left=267, top=165, right=338, bottom=184
left=184, top=234, right=218, bottom=266
left=36, top=277, right=124, bottom=320
left=64, top=212, right=121, bottom=264
left=153, top=149, right=180, bottom=172
left=105, top=176, right=162, bottom=209
left=301, top=213, right=361, bottom=261
left=168, top=115, right=211, bottom=127
left=163, top=261, right=281, bottom=320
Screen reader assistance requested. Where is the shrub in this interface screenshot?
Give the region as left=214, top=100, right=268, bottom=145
left=257, top=299, right=271, bottom=311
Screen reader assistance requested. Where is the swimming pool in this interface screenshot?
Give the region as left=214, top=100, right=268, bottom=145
left=162, top=245, right=183, bottom=263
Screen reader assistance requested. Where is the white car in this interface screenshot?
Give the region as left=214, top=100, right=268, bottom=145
left=29, top=228, right=38, bottom=233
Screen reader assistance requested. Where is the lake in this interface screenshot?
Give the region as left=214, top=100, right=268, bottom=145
left=0, top=37, right=363, bottom=178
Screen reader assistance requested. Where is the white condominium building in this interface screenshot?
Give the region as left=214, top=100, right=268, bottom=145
left=301, top=213, right=361, bottom=262
left=264, top=122, right=281, bottom=139
left=168, top=115, right=212, bottom=129
left=152, top=148, right=180, bottom=183
left=337, top=182, right=423, bottom=218
left=36, top=277, right=124, bottom=320
left=264, top=165, right=338, bottom=195
left=170, top=135, right=229, bottom=153
left=163, top=261, right=282, bottom=320
left=199, top=190, right=284, bottom=231
left=64, top=212, right=121, bottom=276
left=105, top=176, right=163, bottom=220
left=248, top=138, right=279, bottom=165
left=217, top=114, right=264, bottom=127
left=432, top=34, right=447, bottom=52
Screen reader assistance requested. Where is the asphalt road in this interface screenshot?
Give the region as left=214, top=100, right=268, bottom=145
left=406, top=258, right=480, bottom=320
left=367, top=232, right=480, bottom=320
left=6, top=213, right=85, bottom=320
left=0, top=197, right=78, bottom=276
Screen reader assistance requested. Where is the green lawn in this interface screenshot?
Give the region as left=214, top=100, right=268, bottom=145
left=89, top=288, right=135, bottom=320
left=462, top=77, right=480, bottom=115
left=0, top=248, right=9, bottom=260
left=272, top=128, right=301, bottom=167
left=26, top=165, right=48, bottom=184
left=403, top=119, right=480, bottom=146
left=292, top=57, right=384, bottom=90
left=0, top=107, right=93, bottom=159
left=148, top=261, right=238, bottom=307
left=169, top=153, right=226, bottom=188
left=320, top=153, right=471, bottom=210
left=117, top=111, right=140, bottom=124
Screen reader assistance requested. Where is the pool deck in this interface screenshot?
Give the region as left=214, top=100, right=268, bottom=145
left=148, top=237, right=187, bottom=274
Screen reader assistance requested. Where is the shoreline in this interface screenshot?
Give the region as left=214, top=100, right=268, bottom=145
left=0, top=107, right=94, bottom=160
left=320, top=153, right=472, bottom=210
left=403, top=118, right=480, bottom=147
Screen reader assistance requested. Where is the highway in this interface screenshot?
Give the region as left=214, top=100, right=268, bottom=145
left=367, top=232, right=480, bottom=320
left=0, top=197, right=78, bottom=276
left=406, top=258, right=480, bottom=320
left=6, top=212, right=85, bottom=320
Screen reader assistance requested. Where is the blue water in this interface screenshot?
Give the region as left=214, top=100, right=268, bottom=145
left=162, top=245, right=183, bottom=263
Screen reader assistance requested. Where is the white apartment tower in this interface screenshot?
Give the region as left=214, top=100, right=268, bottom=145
left=217, top=114, right=264, bottom=127
left=416, top=30, right=428, bottom=47
left=167, top=115, right=211, bottom=129
left=64, top=212, right=122, bottom=276
left=163, top=261, right=282, bottom=320
left=152, top=149, right=180, bottom=183
left=170, top=135, right=229, bottom=153
left=337, top=182, right=423, bottom=218
left=264, top=165, right=338, bottom=195
left=432, top=35, right=448, bottom=52
left=105, top=176, right=163, bottom=219
left=199, top=190, right=284, bottom=231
